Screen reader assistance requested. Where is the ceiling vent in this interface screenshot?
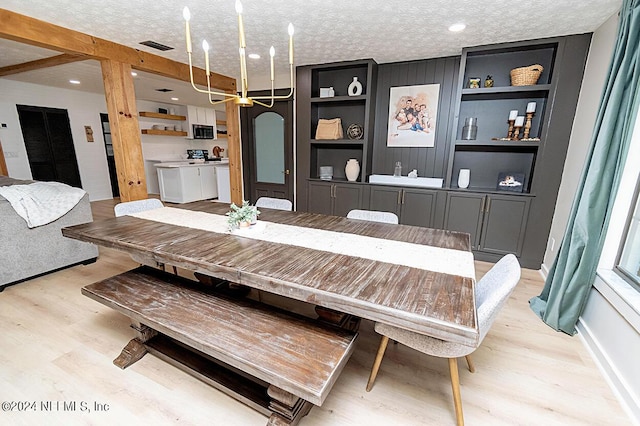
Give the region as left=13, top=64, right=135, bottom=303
left=155, top=88, right=174, bottom=93
left=139, top=40, right=174, bottom=51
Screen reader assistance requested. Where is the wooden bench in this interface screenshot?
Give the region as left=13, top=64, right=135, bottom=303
left=82, top=267, right=358, bottom=425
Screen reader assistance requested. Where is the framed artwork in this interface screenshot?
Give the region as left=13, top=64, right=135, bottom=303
left=387, top=84, right=440, bottom=148
left=496, top=172, right=525, bottom=192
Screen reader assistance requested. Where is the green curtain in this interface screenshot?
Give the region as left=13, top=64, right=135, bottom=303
left=530, top=0, right=640, bottom=335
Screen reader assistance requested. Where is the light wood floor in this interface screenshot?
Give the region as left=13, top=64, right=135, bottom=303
left=0, top=199, right=629, bottom=425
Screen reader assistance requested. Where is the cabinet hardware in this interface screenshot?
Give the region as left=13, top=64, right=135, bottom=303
left=401, top=189, right=406, bottom=205
left=397, top=190, right=402, bottom=205
left=485, top=197, right=491, bottom=213
left=480, top=196, right=486, bottom=212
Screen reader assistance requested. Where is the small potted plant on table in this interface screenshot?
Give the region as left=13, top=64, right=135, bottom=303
left=226, top=200, right=260, bottom=230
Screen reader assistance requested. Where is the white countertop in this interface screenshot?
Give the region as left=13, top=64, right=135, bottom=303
left=155, top=159, right=229, bottom=168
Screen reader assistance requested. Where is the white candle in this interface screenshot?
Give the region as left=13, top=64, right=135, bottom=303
left=527, top=102, right=536, bottom=113
left=515, top=116, right=525, bottom=126
left=509, top=110, right=518, bottom=120
left=269, top=46, right=275, bottom=81
left=183, top=7, right=192, bottom=53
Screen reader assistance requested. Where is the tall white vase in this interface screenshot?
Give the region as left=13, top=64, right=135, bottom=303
left=458, top=169, right=470, bottom=189
left=348, top=77, right=363, bottom=96
left=345, top=159, right=360, bottom=181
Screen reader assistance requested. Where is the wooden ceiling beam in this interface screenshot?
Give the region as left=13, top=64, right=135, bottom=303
left=0, top=53, right=87, bottom=77
left=0, top=8, right=236, bottom=92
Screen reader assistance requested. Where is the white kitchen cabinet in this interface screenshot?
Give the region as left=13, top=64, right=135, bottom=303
left=186, top=105, right=217, bottom=139
left=157, top=164, right=218, bottom=203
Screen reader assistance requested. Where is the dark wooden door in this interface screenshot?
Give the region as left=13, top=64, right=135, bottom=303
left=241, top=92, right=294, bottom=204
left=401, top=188, right=436, bottom=228
left=480, top=195, right=530, bottom=256
left=100, top=113, right=119, bottom=197
left=333, top=183, right=364, bottom=217
left=17, top=105, right=81, bottom=187
left=307, top=181, right=333, bottom=215
left=444, top=192, right=484, bottom=249
left=369, top=186, right=402, bottom=216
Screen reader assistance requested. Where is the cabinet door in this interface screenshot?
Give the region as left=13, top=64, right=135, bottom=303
left=307, top=181, right=333, bottom=215
left=333, top=183, right=364, bottom=217
left=480, top=195, right=530, bottom=256
left=180, top=167, right=203, bottom=203
left=369, top=186, right=401, bottom=216
left=444, top=193, right=484, bottom=249
left=157, top=167, right=182, bottom=203
left=400, top=188, right=436, bottom=227
left=199, top=166, right=218, bottom=200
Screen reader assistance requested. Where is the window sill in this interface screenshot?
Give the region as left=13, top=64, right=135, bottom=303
left=595, top=269, right=640, bottom=333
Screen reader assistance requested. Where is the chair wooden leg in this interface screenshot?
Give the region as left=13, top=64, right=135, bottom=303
left=448, top=358, right=464, bottom=426
left=464, top=355, right=475, bottom=373
left=172, top=265, right=178, bottom=275
left=366, top=336, right=390, bottom=392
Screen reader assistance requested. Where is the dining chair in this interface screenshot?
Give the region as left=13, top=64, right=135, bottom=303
left=114, top=198, right=177, bottom=275
left=255, top=197, right=292, bottom=211
left=365, top=253, right=521, bottom=426
left=346, top=209, right=399, bottom=224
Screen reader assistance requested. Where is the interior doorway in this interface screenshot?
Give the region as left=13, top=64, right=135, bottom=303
left=100, top=113, right=120, bottom=197
left=16, top=104, right=82, bottom=187
left=240, top=92, right=294, bottom=204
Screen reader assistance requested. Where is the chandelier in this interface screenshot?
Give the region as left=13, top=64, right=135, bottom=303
left=182, top=1, right=294, bottom=108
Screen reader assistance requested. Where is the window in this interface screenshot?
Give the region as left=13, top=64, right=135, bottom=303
left=617, top=181, right=640, bottom=289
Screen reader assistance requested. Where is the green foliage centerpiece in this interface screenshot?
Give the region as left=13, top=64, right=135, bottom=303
left=226, top=200, right=260, bottom=230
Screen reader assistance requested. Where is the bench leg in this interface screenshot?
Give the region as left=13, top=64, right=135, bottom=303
left=113, top=321, right=158, bottom=369
left=266, top=385, right=312, bottom=426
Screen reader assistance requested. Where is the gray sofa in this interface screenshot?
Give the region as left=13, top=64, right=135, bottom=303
left=0, top=176, right=99, bottom=288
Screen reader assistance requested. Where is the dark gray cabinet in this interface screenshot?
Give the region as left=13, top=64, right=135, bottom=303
left=445, top=192, right=530, bottom=256
left=308, top=181, right=365, bottom=217
left=369, top=185, right=438, bottom=227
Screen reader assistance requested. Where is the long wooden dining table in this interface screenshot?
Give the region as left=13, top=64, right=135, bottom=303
left=63, top=201, right=478, bottom=347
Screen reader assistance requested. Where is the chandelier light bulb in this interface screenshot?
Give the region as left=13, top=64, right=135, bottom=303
left=269, top=46, right=275, bottom=57
left=202, top=40, right=209, bottom=51
left=182, top=6, right=190, bottom=21
left=235, top=0, right=243, bottom=14
left=288, top=23, right=294, bottom=36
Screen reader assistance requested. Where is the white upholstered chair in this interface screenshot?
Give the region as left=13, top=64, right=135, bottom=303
left=366, top=253, right=521, bottom=426
left=347, top=209, right=399, bottom=224
left=114, top=198, right=164, bottom=217
left=114, top=198, right=177, bottom=274
left=255, top=197, right=293, bottom=211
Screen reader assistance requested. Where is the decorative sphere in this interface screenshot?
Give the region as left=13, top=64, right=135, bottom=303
left=347, top=124, right=364, bottom=140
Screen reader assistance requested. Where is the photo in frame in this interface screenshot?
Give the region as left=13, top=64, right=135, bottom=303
left=387, top=84, right=440, bottom=147
left=496, top=172, right=525, bottom=192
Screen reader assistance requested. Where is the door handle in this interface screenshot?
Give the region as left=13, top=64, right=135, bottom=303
left=281, top=169, right=290, bottom=175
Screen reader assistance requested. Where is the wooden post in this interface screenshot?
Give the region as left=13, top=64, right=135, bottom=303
left=0, top=138, right=8, bottom=176
left=225, top=93, right=244, bottom=204
left=100, top=59, right=147, bottom=202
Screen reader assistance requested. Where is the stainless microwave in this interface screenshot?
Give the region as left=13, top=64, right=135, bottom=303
left=193, top=124, right=214, bottom=139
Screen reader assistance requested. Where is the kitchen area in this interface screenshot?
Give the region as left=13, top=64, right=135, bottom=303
left=129, top=100, right=231, bottom=204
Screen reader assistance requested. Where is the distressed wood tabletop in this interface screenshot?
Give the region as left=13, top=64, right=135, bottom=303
left=64, top=202, right=478, bottom=346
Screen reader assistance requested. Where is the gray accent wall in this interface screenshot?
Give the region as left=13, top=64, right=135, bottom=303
left=372, top=57, right=459, bottom=179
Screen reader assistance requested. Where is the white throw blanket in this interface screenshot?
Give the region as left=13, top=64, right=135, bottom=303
left=0, top=182, right=87, bottom=228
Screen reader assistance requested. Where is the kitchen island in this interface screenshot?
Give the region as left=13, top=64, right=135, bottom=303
left=156, top=160, right=230, bottom=204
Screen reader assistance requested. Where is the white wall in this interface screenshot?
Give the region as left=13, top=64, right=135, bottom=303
left=0, top=79, right=113, bottom=200
left=0, top=81, right=228, bottom=199
left=541, top=13, right=619, bottom=274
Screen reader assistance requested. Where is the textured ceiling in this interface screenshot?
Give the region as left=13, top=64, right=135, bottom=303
left=0, top=0, right=622, bottom=106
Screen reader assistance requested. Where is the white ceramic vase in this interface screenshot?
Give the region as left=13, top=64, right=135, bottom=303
left=458, top=169, right=470, bottom=189
left=348, top=77, right=363, bottom=96
left=345, top=159, right=360, bottom=181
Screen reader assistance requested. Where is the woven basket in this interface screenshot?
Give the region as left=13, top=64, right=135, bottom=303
left=510, top=64, right=544, bottom=86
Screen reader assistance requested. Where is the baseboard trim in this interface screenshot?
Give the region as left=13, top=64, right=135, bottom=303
left=539, top=263, right=549, bottom=280
left=577, top=318, right=640, bottom=425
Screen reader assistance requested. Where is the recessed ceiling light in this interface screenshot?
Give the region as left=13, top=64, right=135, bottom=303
left=449, top=23, right=466, bottom=32
left=171, top=97, right=179, bottom=101
left=69, top=79, right=81, bottom=84
left=131, top=71, right=138, bottom=77
left=248, top=53, right=260, bottom=59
